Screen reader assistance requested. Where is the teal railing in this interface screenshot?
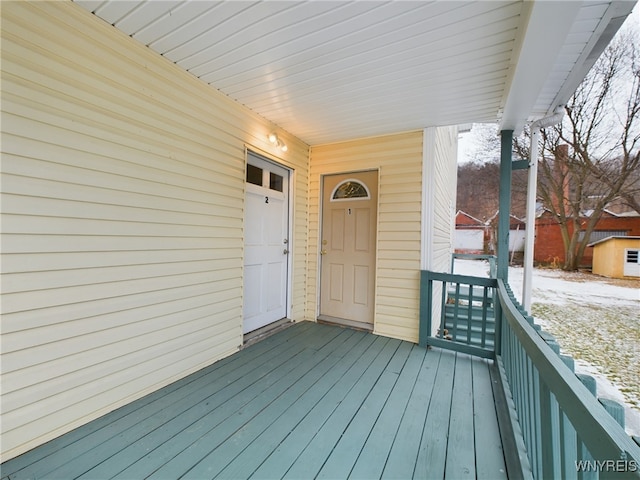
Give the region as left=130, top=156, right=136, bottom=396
left=419, top=267, right=640, bottom=479
left=450, top=252, right=497, bottom=278
left=496, top=280, right=640, bottom=479
left=419, top=270, right=497, bottom=359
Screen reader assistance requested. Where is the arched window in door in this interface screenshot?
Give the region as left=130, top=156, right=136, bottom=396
left=331, top=179, right=370, bottom=201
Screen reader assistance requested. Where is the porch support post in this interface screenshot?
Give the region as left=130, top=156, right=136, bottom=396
left=497, top=130, right=513, bottom=281
left=523, top=127, right=541, bottom=312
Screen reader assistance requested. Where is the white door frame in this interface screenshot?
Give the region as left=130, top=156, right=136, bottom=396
left=243, top=148, right=293, bottom=332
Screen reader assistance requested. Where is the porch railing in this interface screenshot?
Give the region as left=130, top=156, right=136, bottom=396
left=419, top=270, right=497, bottom=359
left=419, top=268, right=640, bottom=479
left=496, top=280, right=640, bottom=479
left=450, top=252, right=497, bottom=278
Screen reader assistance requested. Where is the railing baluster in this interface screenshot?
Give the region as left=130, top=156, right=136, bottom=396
left=576, top=374, right=597, bottom=480
left=440, top=279, right=447, bottom=338
left=540, top=378, right=562, bottom=479
left=531, top=360, right=542, bottom=479
left=540, top=378, right=555, bottom=479
left=466, top=284, right=473, bottom=344
left=560, top=355, right=578, bottom=480
left=481, top=286, right=488, bottom=348
left=452, top=282, right=461, bottom=340
left=494, top=288, right=502, bottom=355
left=599, top=399, right=625, bottom=428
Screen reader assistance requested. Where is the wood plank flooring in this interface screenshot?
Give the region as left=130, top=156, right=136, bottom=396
left=1, top=322, right=508, bottom=479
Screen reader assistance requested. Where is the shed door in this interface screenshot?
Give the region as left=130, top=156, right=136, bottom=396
left=320, top=171, right=378, bottom=325
left=243, top=153, right=290, bottom=333
left=624, top=249, right=640, bottom=277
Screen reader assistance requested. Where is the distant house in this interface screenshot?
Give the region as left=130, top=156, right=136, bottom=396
left=534, top=209, right=640, bottom=268
left=486, top=212, right=526, bottom=256
left=454, top=211, right=526, bottom=258
left=590, top=236, right=640, bottom=278
left=454, top=211, right=486, bottom=254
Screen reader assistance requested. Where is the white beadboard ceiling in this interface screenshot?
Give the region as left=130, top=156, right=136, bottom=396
left=74, top=0, right=635, bottom=146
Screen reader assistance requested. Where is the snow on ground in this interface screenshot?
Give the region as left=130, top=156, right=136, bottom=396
left=454, top=259, right=640, bottom=437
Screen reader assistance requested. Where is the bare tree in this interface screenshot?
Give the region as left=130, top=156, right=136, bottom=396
left=515, top=19, right=640, bottom=270
left=458, top=124, right=527, bottom=221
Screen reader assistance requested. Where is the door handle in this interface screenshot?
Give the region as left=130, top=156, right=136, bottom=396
left=283, top=249, right=290, bottom=255
left=320, top=249, right=327, bottom=255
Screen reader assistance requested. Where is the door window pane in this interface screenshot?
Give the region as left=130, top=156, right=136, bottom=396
left=270, top=172, right=283, bottom=192
left=246, top=164, right=263, bottom=186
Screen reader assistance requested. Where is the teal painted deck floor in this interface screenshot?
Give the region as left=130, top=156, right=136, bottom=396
left=2, top=322, right=507, bottom=479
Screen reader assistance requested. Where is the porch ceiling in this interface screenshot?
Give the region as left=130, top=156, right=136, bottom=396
left=74, top=0, right=635, bottom=145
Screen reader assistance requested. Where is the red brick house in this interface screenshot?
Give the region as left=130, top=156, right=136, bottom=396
left=534, top=209, right=640, bottom=268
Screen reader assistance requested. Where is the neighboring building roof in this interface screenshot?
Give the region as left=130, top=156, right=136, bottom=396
left=486, top=211, right=525, bottom=226
left=588, top=236, right=640, bottom=248
left=455, top=210, right=485, bottom=226
left=537, top=207, right=640, bottom=220
left=615, top=210, right=640, bottom=218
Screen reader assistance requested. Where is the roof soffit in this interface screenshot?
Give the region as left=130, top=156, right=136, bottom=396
left=498, top=1, right=583, bottom=133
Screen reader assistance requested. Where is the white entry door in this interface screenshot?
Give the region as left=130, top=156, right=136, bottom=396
left=320, top=171, right=378, bottom=325
left=243, top=152, right=290, bottom=334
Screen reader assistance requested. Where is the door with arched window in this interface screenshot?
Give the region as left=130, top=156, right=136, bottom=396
left=319, top=170, right=378, bottom=328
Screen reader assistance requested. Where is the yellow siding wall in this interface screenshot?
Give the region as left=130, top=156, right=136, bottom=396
left=308, top=132, right=425, bottom=342
left=1, top=2, right=309, bottom=461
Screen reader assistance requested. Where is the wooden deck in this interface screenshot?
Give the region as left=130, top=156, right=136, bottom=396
left=1, top=322, right=508, bottom=479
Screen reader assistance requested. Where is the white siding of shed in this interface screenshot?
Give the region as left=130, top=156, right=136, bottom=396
left=455, top=230, right=485, bottom=251
left=1, top=1, right=309, bottom=461
left=510, top=228, right=526, bottom=252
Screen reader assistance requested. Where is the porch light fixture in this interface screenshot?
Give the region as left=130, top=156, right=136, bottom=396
left=268, top=132, right=287, bottom=152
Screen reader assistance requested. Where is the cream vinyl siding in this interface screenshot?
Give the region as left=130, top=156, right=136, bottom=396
left=422, top=126, right=459, bottom=336
left=309, top=132, right=424, bottom=343
left=429, top=126, right=458, bottom=272
left=0, top=2, right=309, bottom=461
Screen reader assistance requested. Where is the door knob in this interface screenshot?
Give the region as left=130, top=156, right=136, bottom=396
left=283, top=249, right=290, bottom=255
left=320, top=249, right=327, bottom=255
